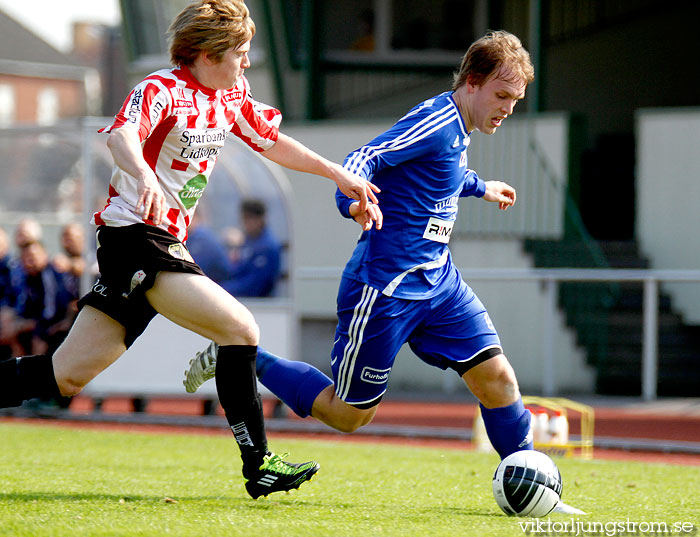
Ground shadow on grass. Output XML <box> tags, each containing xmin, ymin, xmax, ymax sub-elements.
<box><xmin>0</xmin><ymin>491</ymin><xmax>326</xmax><ymax>508</ymax></box>
<box><xmin>0</xmin><ymin>491</ymin><xmax>230</xmax><ymax>503</ymax></box>
<box><xmin>0</xmin><ymin>492</ymin><xmax>501</xmax><ymax>519</ymax></box>
<box><xmin>428</xmin><ymin>506</ymin><xmax>500</xmax><ymax>518</ymax></box>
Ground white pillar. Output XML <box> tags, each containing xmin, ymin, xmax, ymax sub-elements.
<box><xmin>642</xmin><ymin>278</ymin><xmax>659</xmax><ymax>400</ymax></box>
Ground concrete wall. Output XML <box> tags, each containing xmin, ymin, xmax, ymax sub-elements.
<box><xmin>451</xmin><ymin>239</ymin><xmax>592</xmax><ymax>395</ymax></box>
<box><xmin>636</xmin><ymin>108</ymin><xmax>700</xmax><ymax>324</ymax></box>
<box><xmin>82</xmin><ymin>300</ymin><xmax>294</xmax><ymax>397</ymax></box>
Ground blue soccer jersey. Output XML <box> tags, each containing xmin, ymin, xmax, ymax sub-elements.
<box><xmin>337</xmin><ymin>91</ymin><xmax>486</xmax><ymax>300</ymax></box>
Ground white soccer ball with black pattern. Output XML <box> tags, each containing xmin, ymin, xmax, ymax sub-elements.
<box><xmin>492</xmin><ymin>450</ymin><xmax>563</xmax><ymax>517</ymax></box>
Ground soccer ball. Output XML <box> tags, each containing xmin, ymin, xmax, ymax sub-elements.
<box><xmin>492</xmin><ymin>450</ymin><xmax>562</xmax><ymax>517</ymax></box>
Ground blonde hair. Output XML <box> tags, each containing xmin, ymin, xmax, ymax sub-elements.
<box><xmin>452</xmin><ymin>30</ymin><xmax>534</xmax><ymax>90</ymax></box>
<box><xmin>168</xmin><ymin>0</ymin><xmax>255</xmax><ymax>66</ymax></box>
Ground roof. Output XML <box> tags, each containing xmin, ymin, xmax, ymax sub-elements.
<box><xmin>0</xmin><ymin>9</ymin><xmax>81</xmax><ymax>67</ymax></box>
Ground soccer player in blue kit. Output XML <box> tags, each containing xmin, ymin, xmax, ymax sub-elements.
<box><xmin>187</xmin><ymin>31</ymin><xmax>536</xmax><ymax>461</ymax></box>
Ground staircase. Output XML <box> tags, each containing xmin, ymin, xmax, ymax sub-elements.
<box><xmin>524</xmin><ymin>239</ymin><xmax>700</xmax><ymax>396</ymax></box>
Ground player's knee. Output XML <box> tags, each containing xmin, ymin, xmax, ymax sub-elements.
<box><xmin>329</xmin><ymin>405</ymin><xmax>375</xmax><ymax>433</ymax></box>
<box><xmin>234</xmin><ymin>318</ymin><xmax>259</xmax><ymax>346</ymax></box>
<box><xmin>479</xmin><ymin>374</ymin><xmax>520</xmax><ymax>408</ymax></box>
<box><xmin>54</xmin><ymin>372</ymin><xmax>86</xmax><ymax>398</ymax></box>
<box><xmin>492</xmin><ymin>369</ymin><xmax>520</xmax><ymax>404</ymax></box>
<box><xmin>53</xmin><ymin>352</ymin><xmax>107</xmax><ymax>398</ymax></box>
<box><xmin>218</xmin><ymin>313</ymin><xmax>260</xmax><ymax>346</ymax></box>
<box><xmin>466</xmin><ymin>357</ymin><xmax>520</xmax><ymax>408</ymax></box>
<box><xmin>333</xmin><ymin>414</ymin><xmax>371</xmax><ymax>433</ymax></box>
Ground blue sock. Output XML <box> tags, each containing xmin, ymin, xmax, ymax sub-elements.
<box><xmin>256</xmin><ymin>348</ymin><xmax>333</xmax><ymax>418</ymax></box>
<box><xmin>479</xmin><ymin>397</ymin><xmax>533</xmax><ymax>459</ymax></box>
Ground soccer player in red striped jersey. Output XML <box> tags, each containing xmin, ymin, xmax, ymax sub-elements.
<box><xmin>0</xmin><ymin>0</ymin><xmax>379</xmax><ymax>500</ymax></box>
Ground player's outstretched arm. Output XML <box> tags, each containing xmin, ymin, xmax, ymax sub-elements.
<box><xmin>482</xmin><ymin>180</ymin><xmax>516</xmax><ymax>211</ymax></box>
<box><xmin>348</xmin><ymin>201</ymin><xmax>383</xmax><ymax>231</ymax></box>
<box><xmin>262</xmin><ymin>133</ymin><xmax>380</xmax><ymax>211</ymax></box>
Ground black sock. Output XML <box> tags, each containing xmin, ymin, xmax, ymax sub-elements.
<box><xmin>215</xmin><ymin>345</ymin><xmax>268</xmax><ymax>474</ymax></box>
<box><xmin>0</xmin><ymin>355</ymin><xmax>62</xmax><ymax>408</ymax></box>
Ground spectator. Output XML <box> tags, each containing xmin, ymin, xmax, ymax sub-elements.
<box><xmin>0</xmin><ymin>228</ymin><xmax>9</xmax><ymax>271</ymax></box>
<box><xmin>7</xmin><ymin>218</ymin><xmax>44</xmax><ymax>295</ymax></box>
<box><xmin>2</xmin><ymin>220</ymin><xmax>43</xmax><ymax>355</ymax></box>
<box><xmin>222</xmin><ymin>199</ymin><xmax>281</xmax><ymax>297</ymax></box>
<box><xmin>221</xmin><ymin>226</ymin><xmax>245</xmax><ymax>264</ymax></box>
<box><xmin>0</xmin><ymin>228</ymin><xmax>12</xmax><ymax>302</ymax></box>
<box><xmin>52</xmin><ymin>222</ymin><xmax>86</xmax><ymax>301</ymax></box>
<box><xmin>185</xmin><ymin>213</ymin><xmax>232</xmax><ymax>285</ymax></box>
<box><xmin>0</xmin><ymin>228</ymin><xmax>14</xmax><ymax>360</ymax></box>
<box><xmin>14</xmin><ymin>218</ymin><xmax>43</xmax><ymax>249</ymax></box>
<box><xmin>12</xmin><ymin>241</ymin><xmax>76</xmax><ymax>357</ymax></box>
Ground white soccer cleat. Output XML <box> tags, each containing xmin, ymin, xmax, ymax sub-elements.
<box><xmin>552</xmin><ymin>501</ymin><xmax>587</xmax><ymax>515</ymax></box>
<box><xmin>183</xmin><ymin>341</ymin><xmax>219</xmax><ymax>393</ymax></box>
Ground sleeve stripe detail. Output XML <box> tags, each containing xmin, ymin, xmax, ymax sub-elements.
<box><xmin>344</xmin><ymin>105</ymin><xmax>457</xmax><ymax>176</ymax></box>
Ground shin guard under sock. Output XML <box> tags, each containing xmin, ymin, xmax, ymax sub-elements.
<box><xmin>257</xmin><ymin>348</ymin><xmax>333</xmax><ymax>418</ymax></box>
<box><xmin>480</xmin><ymin>397</ymin><xmax>533</xmax><ymax>459</ymax></box>
<box><xmin>0</xmin><ymin>355</ymin><xmax>61</xmax><ymax>408</ymax></box>
<box><xmin>214</xmin><ymin>345</ymin><xmax>268</xmax><ymax>473</ymax></box>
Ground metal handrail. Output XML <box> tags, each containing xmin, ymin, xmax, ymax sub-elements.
<box><xmin>296</xmin><ymin>266</ymin><xmax>700</xmax><ymax>400</ymax></box>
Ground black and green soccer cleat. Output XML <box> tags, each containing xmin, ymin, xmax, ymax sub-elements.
<box><xmin>244</xmin><ymin>452</ymin><xmax>320</xmax><ymax>499</ymax></box>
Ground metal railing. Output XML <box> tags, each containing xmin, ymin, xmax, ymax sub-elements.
<box><xmin>297</xmin><ymin>266</ymin><xmax>700</xmax><ymax>400</ymax></box>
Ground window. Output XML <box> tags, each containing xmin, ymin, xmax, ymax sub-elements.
<box><xmin>0</xmin><ymin>85</ymin><xmax>15</xmax><ymax>127</ymax></box>
<box><xmin>37</xmin><ymin>87</ymin><xmax>59</xmax><ymax>126</ymax></box>
<box><xmin>323</xmin><ymin>0</ymin><xmax>478</xmax><ymax>56</ymax></box>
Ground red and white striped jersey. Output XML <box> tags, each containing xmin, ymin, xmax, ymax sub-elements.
<box><xmin>95</xmin><ymin>65</ymin><xmax>281</xmax><ymax>242</ymax></box>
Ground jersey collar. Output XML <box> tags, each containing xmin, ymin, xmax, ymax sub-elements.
<box><xmin>448</xmin><ymin>92</ymin><xmax>472</xmax><ymax>139</ymax></box>
<box><xmin>175</xmin><ymin>64</ymin><xmax>219</xmax><ymax>97</ymax></box>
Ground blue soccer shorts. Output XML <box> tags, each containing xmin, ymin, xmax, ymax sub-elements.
<box><xmin>330</xmin><ymin>276</ymin><xmax>502</xmax><ymax>408</ymax></box>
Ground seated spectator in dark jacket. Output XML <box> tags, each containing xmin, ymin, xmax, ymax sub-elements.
<box><xmin>185</xmin><ymin>213</ymin><xmax>232</xmax><ymax>285</ymax></box>
<box><xmin>11</xmin><ymin>241</ymin><xmax>76</xmax><ymax>357</ymax></box>
<box><xmin>0</xmin><ymin>227</ymin><xmax>10</xmax><ymax>279</ymax></box>
<box><xmin>222</xmin><ymin>199</ymin><xmax>282</xmax><ymax>298</ymax></box>
<box><xmin>7</xmin><ymin>218</ymin><xmax>43</xmax><ymax>292</ymax></box>
<box><xmin>0</xmin><ymin>228</ymin><xmax>13</xmax><ymax>304</ymax></box>
<box><xmin>14</xmin><ymin>218</ymin><xmax>42</xmax><ymax>250</ymax></box>
<box><xmin>0</xmin><ymin>228</ymin><xmax>15</xmax><ymax>360</ymax></box>
<box><xmin>51</xmin><ymin>222</ymin><xmax>86</xmax><ymax>300</ymax></box>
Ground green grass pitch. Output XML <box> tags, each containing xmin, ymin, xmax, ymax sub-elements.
<box><xmin>0</xmin><ymin>422</ymin><xmax>698</xmax><ymax>537</ymax></box>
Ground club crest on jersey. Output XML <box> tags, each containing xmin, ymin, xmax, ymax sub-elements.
<box><xmin>423</xmin><ymin>216</ymin><xmax>454</xmax><ymax>244</ymax></box>
<box><xmin>168</xmin><ymin>243</ymin><xmax>194</xmax><ymax>263</ymax></box>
